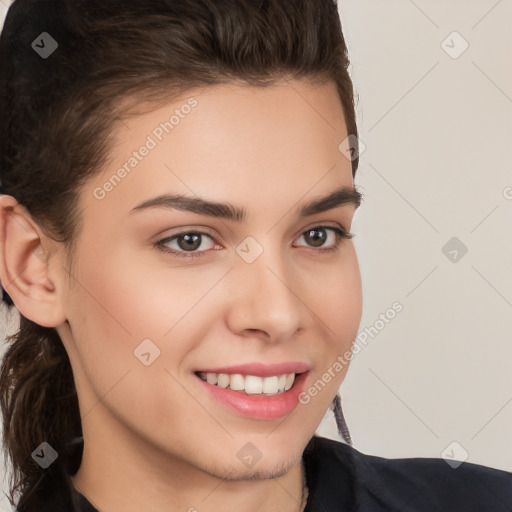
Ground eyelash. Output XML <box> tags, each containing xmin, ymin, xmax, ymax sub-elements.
<box><xmin>154</xmin><ymin>225</ymin><xmax>354</xmax><ymax>259</ymax></box>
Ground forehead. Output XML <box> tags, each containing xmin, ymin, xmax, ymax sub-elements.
<box><xmin>80</xmin><ymin>79</ymin><xmax>353</xmax><ymax>224</ymax></box>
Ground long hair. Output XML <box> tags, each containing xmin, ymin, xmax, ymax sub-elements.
<box><xmin>0</xmin><ymin>1</ymin><xmax>359</xmax><ymax>509</ymax></box>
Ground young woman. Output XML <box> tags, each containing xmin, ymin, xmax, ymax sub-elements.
<box><xmin>0</xmin><ymin>1</ymin><xmax>511</xmax><ymax>511</ymax></box>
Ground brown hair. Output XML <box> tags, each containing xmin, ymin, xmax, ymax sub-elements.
<box><xmin>0</xmin><ymin>0</ymin><xmax>359</xmax><ymax>509</ymax></box>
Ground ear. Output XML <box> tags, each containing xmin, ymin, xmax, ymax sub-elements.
<box><xmin>0</xmin><ymin>194</ymin><xmax>67</xmax><ymax>327</ymax></box>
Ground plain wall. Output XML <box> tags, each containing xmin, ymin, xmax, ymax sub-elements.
<box><xmin>315</xmin><ymin>0</ymin><xmax>512</xmax><ymax>473</ymax></box>
<box><xmin>1</xmin><ymin>0</ymin><xmax>511</xmax><ymax>509</ymax></box>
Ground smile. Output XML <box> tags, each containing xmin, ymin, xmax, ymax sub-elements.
<box><xmin>194</xmin><ymin>370</ymin><xmax>310</xmax><ymax>420</ymax></box>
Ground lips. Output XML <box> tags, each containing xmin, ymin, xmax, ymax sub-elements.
<box><xmin>194</xmin><ymin>362</ymin><xmax>310</xmax><ymax>420</ymax></box>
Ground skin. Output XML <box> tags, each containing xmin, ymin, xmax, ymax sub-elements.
<box><xmin>0</xmin><ymin>78</ymin><xmax>362</xmax><ymax>512</ymax></box>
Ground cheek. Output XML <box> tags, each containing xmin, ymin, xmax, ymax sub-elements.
<box><xmin>65</xmin><ymin>250</ymin><xmax>195</xmax><ymax>432</ymax></box>
<box><xmin>73</xmin><ymin>241</ymin><xmax>180</xmax><ymax>341</ymax></box>
<box><xmin>296</xmin><ymin>253</ymin><xmax>361</xmax><ymax>416</ymax></box>
<box><xmin>64</xmin><ymin>244</ymin><xmax>172</xmax><ymax>393</ymax></box>
<box><xmin>69</xmin><ymin>243</ymin><xmax>220</xmax><ymax>376</ymax></box>
<box><xmin>307</xmin><ymin>246</ymin><xmax>362</xmax><ymax>346</ymax></box>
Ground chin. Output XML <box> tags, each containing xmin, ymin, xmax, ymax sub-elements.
<box><xmin>198</xmin><ymin>447</ymin><xmax>299</xmax><ymax>482</ymax></box>
<box><xmin>218</xmin><ymin>459</ymin><xmax>292</xmax><ymax>482</ymax></box>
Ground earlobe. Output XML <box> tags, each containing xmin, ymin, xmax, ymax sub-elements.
<box><xmin>0</xmin><ymin>194</ymin><xmax>67</xmax><ymax>327</ymax></box>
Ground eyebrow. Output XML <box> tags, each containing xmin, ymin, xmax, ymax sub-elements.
<box><xmin>129</xmin><ymin>185</ymin><xmax>362</xmax><ymax>221</ymax></box>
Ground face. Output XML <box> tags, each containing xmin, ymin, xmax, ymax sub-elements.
<box><xmin>54</xmin><ymin>78</ymin><xmax>362</xmax><ymax>480</ymax></box>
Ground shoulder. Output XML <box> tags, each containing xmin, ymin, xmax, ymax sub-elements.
<box><xmin>303</xmin><ymin>435</ymin><xmax>512</xmax><ymax>512</ymax></box>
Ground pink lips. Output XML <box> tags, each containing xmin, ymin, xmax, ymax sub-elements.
<box><xmin>193</xmin><ymin>361</ymin><xmax>310</xmax><ymax>420</ymax></box>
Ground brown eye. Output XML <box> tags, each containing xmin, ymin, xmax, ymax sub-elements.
<box><xmin>304</xmin><ymin>228</ymin><xmax>329</xmax><ymax>247</ymax></box>
<box><xmin>176</xmin><ymin>233</ymin><xmax>202</xmax><ymax>251</ymax></box>
<box><xmin>155</xmin><ymin>231</ymin><xmax>217</xmax><ymax>258</ymax></box>
<box><xmin>295</xmin><ymin>226</ymin><xmax>353</xmax><ymax>251</ymax></box>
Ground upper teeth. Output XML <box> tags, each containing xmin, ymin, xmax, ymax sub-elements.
<box><xmin>198</xmin><ymin>372</ymin><xmax>296</xmax><ymax>395</ymax></box>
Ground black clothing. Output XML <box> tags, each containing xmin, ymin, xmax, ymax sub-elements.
<box><xmin>17</xmin><ymin>435</ymin><xmax>512</xmax><ymax>511</ymax></box>
<box><xmin>302</xmin><ymin>435</ymin><xmax>512</xmax><ymax>511</ymax></box>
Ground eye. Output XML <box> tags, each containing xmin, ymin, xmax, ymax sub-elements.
<box><xmin>154</xmin><ymin>225</ymin><xmax>354</xmax><ymax>259</ymax></box>
<box><xmin>155</xmin><ymin>231</ymin><xmax>219</xmax><ymax>258</ymax></box>
<box><xmin>293</xmin><ymin>225</ymin><xmax>354</xmax><ymax>254</ymax></box>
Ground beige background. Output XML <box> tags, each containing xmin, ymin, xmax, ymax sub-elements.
<box><xmin>1</xmin><ymin>0</ymin><xmax>511</xmax><ymax>509</ymax></box>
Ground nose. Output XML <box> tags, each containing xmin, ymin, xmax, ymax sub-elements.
<box><xmin>225</xmin><ymin>244</ymin><xmax>304</xmax><ymax>342</ymax></box>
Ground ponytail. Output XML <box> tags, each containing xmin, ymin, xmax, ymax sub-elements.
<box><xmin>0</xmin><ymin>309</ymin><xmax>82</xmax><ymax>509</ymax></box>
